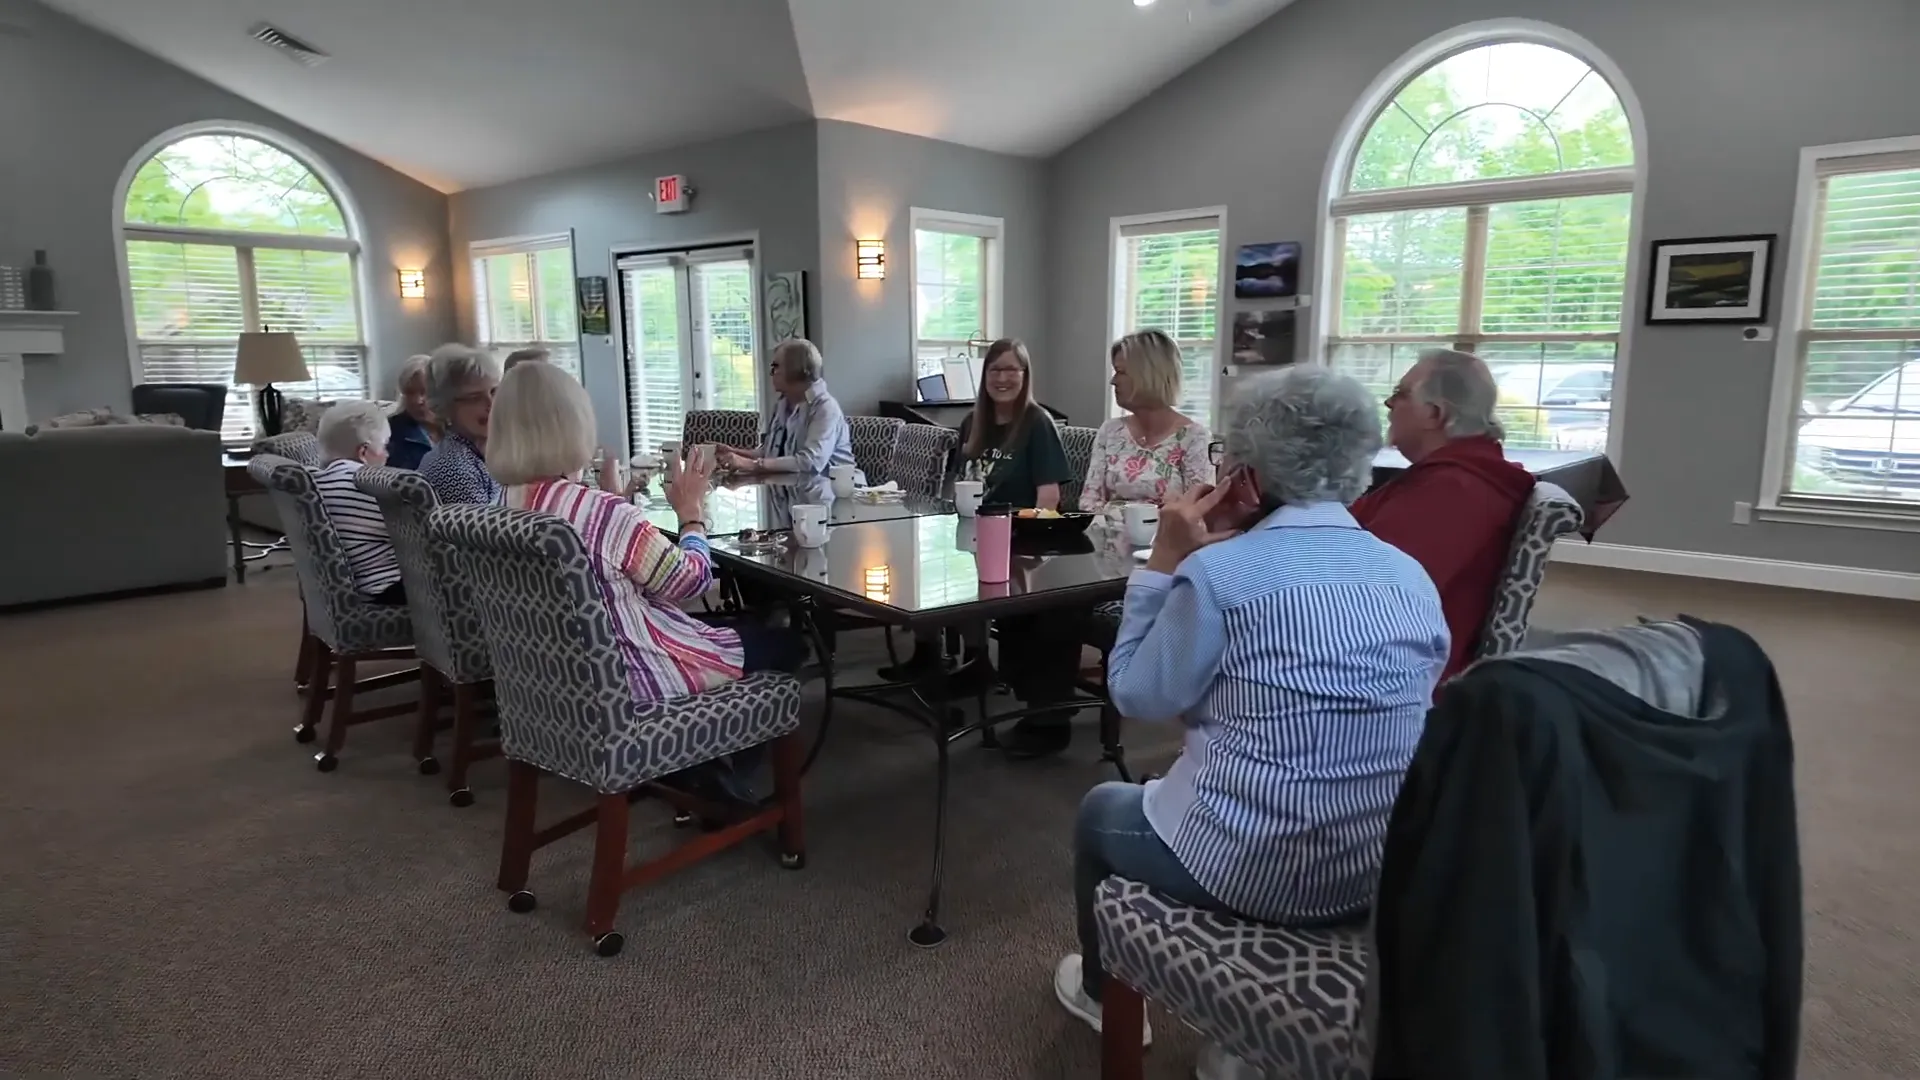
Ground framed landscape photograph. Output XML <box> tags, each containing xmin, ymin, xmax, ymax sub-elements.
<box><xmin>1646</xmin><ymin>235</ymin><xmax>1775</xmax><ymax>324</ymax></box>
<box><xmin>1234</xmin><ymin>241</ymin><xmax>1301</xmax><ymax>299</ymax></box>
<box><xmin>1231</xmin><ymin>309</ymin><xmax>1297</xmax><ymax>366</ymax></box>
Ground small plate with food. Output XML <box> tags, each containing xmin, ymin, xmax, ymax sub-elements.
<box><xmin>1009</xmin><ymin>507</ymin><xmax>1096</xmax><ymax>538</ymax></box>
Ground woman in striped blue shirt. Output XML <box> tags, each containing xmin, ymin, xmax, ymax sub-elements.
<box><xmin>1053</xmin><ymin>366</ymin><xmax>1451</xmax><ymax>1049</ymax></box>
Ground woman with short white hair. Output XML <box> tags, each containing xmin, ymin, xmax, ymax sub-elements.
<box><xmin>314</xmin><ymin>400</ymin><xmax>406</xmax><ymax>605</ymax></box>
<box><xmin>418</xmin><ymin>344</ymin><xmax>503</xmax><ymax>504</ymax></box>
<box><xmin>1050</xmin><ymin>366</ymin><xmax>1450</xmax><ymax>1053</ymax></box>
<box><xmin>718</xmin><ymin>338</ymin><xmax>860</xmax><ymax>480</ymax></box>
<box><xmin>491</xmin><ymin>362</ymin><xmax>808</xmax><ymax>799</ymax></box>
<box><xmin>386</xmin><ymin>352</ymin><xmax>437</xmax><ymax>470</ymax></box>
<box><xmin>1077</xmin><ymin>330</ymin><xmax>1214</xmax><ymax>513</ymax></box>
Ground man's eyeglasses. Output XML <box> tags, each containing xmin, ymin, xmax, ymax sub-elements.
<box><xmin>1207</xmin><ymin>440</ymin><xmax>1225</xmax><ymax>466</ymax></box>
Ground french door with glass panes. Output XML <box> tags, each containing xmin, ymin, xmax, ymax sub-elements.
<box><xmin>616</xmin><ymin>244</ymin><xmax>762</xmax><ymax>455</ymax></box>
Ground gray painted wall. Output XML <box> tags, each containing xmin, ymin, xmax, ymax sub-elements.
<box><xmin>815</xmin><ymin>121</ymin><xmax>1049</xmax><ymax>416</ymax></box>
<box><xmin>446</xmin><ymin>122</ymin><xmax>821</xmax><ymax>451</ymax></box>
<box><xmin>1047</xmin><ymin>0</ymin><xmax>1920</xmax><ymax>574</ymax></box>
<box><xmin>0</xmin><ymin>0</ymin><xmax>454</xmax><ymax>422</ymax></box>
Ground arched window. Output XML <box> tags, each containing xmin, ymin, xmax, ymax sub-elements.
<box><xmin>119</xmin><ymin>128</ymin><xmax>365</xmax><ymax>442</ymax></box>
<box><xmin>1325</xmin><ymin>37</ymin><xmax>1638</xmax><ymax>451</ymax></box>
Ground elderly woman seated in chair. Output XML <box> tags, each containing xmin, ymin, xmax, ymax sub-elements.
<box><xmin>314</xmin><ymin>400</ymin><xmax>407</xmax><ymax>606</ymax></box>
<box><xmin>1050</xmin><ymin>366</ymin><xmax>1452</xmax><ymax>1043</ymax></box>
<box><xmin>489</xmin><ymin>361</ymin><xmax>808</xmax><ymax>804</ymax></box>
<box><xmin>716</xmin><ymin>338</ymin><xmax>860</xmax><ymax>481</ymax></box>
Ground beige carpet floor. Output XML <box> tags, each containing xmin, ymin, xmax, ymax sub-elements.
<box><xmin>1</xmin><ymin>562</ymin><xmax>1915</xmax><ymax>1079</ymax></box>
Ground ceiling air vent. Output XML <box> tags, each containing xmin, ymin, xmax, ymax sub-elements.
<box><xmin>249</xmin><ymin>23</ymin><xmax>329</xmax><ymax>67</ymax></box>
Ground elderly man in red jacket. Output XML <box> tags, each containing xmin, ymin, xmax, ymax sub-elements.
<box><xmin>1350</xmin><ymin>349</ymin><xmax>1535</xmax><ymax>680</ymax></box>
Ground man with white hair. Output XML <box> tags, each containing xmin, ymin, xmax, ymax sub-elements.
<box><xmin>1351</xmin><ymin>348</ymin><xmax>1535</xmax><ymax>681</ymax></box>
<box><xmin>314</xmin><ymin>400</ymin><xmax>405</xmax><ymax>604</ymax></box>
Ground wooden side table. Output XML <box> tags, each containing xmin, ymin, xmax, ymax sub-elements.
<box><xmin>222</xmin><ymin>454</ymin><xmax>286</xmax><ymax>582</ymax></box>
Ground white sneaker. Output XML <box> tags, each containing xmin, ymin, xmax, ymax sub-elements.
<box><xmin>1053</xmin><ymin>954</ymin><xmax>1153</xmax><ymax>1046</ymax></box>
<box><xmin>1195</xmin><ymin>1039</ymin><xmax>1269</xmax><ymax>1080</ymax></box>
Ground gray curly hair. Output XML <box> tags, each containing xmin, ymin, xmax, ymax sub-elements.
<box><xmin>1221</xmin><ymin>365</ymin><xmax>1381</xmax><ymax>507</ymax></box>
<box><xmin>425</xmin><ymin>343</ymin><xmax>502</xmax><ymax>422</ymax></box>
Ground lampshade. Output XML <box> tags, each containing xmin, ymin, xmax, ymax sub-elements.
<box><xmin>233</xmin><ymin>331</ymin><xmax>311</xmax><ymax>386</ymax></box>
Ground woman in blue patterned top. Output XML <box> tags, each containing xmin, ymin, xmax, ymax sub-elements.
<box><xmin>1052</xmin><ymin>366</ymin><xmax>1451</xmax><ymax>1050</ymax></box>
<box><xmin>417</xmin><ymin>344</ymin><xmax>504</xmax><ymax>505</ymax></box>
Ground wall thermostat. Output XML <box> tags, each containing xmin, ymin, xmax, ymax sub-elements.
<box><xmin>1741</xmin><ymin>326</ymin><xmax>1775</xmax><ymax>342</ymax></box>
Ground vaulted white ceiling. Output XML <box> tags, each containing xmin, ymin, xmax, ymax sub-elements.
<box><xmin>38</xmin><ymin>0</ymin><xmax>1291</xmax><ymax>193</ymax></box>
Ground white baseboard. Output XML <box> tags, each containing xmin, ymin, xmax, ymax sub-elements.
<box><xmin>1550</xmin><ymin>540</ymin><xmax>1920</xmax><ymax>602</ymax></box>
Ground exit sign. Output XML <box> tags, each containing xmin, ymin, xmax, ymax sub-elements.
<box><xmin>655</xmin><ymin>174</ymin><xmax>690</xmax><ymax>214</ymax></box>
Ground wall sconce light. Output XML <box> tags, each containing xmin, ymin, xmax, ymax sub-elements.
<box><xmin>396</xmin><ymin>269</ymin><xmax>426</xmax><ymax>299</ymax></box>
<box><xmin>863</xmin><ymin>564</ymin><xmax>891</xmax><ymax>602</ymax></box>
<box><xmin>855</xmin><ymin>239</ymin><xmax>886</xmax><ymax>280</ymax></box>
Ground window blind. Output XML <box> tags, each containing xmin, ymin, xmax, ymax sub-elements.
<box><xmin>1116</xmin><ymin>222</ymin><xmax>1220</xmax><ymax>423</ymax></box>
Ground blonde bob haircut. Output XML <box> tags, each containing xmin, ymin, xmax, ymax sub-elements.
<box><xmin>1112</xmin><ymin>329</ymin><xmax>1185</xmax><ymax>411</ymax></box>
<box><xmin>487</xmin><ymin>360</ymin><xmax>597</xmax><ymax>487</ymax></box>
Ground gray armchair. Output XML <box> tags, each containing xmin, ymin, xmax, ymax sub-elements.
<box><xmin>132</xmin><ymin>383</ymin><xmax>228</xmax><ymax>432</ymax></box>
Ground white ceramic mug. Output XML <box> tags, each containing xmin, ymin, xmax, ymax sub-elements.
<box><xmin>1123</xmin><ymin>501</ymin><xmax>1160</xmax><ymax>547</ymax></box>
<box><xmin>829</xmin><ymin>464</ymin><xmax>857</xmax><ymax>499</ymax></box>
<box><xmin>953</xmin><ymin>479</ymin><xmax>985</xmax><ymax>518</ymax></box>
<box><xmin>790</xmin><ymin>503</ymin><xmax>830</xmax><ymax>549</ymax></box>
<box><xmin>658</xmin><ymin>441</ymin><xmax>683</xmax><ymax>470</ymax></box>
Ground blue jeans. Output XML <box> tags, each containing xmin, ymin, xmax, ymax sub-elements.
<box><xmin>1075</xmin><ymin>780</ymin><xmax>1232</xmax><ymax>1001</ymax></box>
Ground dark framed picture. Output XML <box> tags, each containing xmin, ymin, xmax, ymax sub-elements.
<box><xmin>1234</xmin><ymin>241</ymin><xmax>1301</xmax><ymax>299</ymax></box>
<box><xmin>1231</xmin><ymin>309</ymin><xmax>1297</xmax><ymax>366</ymax></box>
<box><xmin>576</xmin><ymin>275</ymin><xmax>611</xmax><ymax>336</ymax></box>
<box><xmin>1645</xmin><ymin>235</ymin><xmax>1775</xmax><ymax>324</ymax></box>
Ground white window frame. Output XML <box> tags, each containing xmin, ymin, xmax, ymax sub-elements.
<box><xmin>111</xmin><ymin>120</ymin><xmax>370</xmax><ymax>445</ymax></box>
<box><xmin>1757</xmin><ymin>133</ymin><xmax>1920</xmax><ymax>532</ymax></box>
<box><xmin>907</xmin><ymin>208</ymin><xmax>1004</xmax><ymax>388</ymax></box>
<box><xmin>470</xmin><ymin>232</ymin><xmax>581</xmax><ymax>375</ymax></box>
<box><xmin>1311</xmin><ymin>19</ymin><xmax>1650</xmax><ymax>467</ymax></box>
<box><xmin>1106</xmin><ymin>206</ymin><xmax>1229</xmax><ymax>425</ymax></box>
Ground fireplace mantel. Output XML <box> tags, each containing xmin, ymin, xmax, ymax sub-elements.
<box><xmin>0</xmin><ymin>310</ymin><xmax>76</xmax><ymax>432</ymax></box>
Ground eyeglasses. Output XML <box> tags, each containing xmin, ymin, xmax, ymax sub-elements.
<box><xmin>1207</xmin><ymin>440</ymin><xmax>1224</xmax><ymax>466</ymax></box>
<box><xmin>454</xmin><ymin>389</ymin><xmax>494</xmax><ymax>406</ymax></box>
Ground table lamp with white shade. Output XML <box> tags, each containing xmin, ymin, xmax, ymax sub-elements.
<box><xmin>234</xmin><ymin>330</ymin><xmax>310</xmax><ymax>437</ymax></box>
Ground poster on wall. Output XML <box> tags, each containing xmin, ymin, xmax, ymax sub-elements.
<box><xmin>1231</xmin><ymin>309</ymin><xmax>1297</xmax><ymax>366</ymax></box>
<box><xmin>1234</xmin><ymin>241</ymin><xmax>1301</xmax><ymax>299</ymax></box>
<box><xmin>765</xmin><ymin>270</ymin><xmax>808</xmax><ymax>341</ymax></box>
<box><xmin>1645</xmin><ymin>235</ymin><xmax>1775</xmax><ymax>324</ymax></box>
<box><xmin>576</xmin><ymin>275</ymin><xmax>611</xmax><ymax>336</ymax></box>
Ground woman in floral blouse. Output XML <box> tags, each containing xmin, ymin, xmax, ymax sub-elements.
<box><xmin>1078</xmin><ymin>330</ymin><xmax>1214</xmax><ymax>514</ymax></box>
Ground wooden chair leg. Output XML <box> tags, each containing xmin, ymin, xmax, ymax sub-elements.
<box><xmin>411</xmin><ymin>666</ymin><xmax>443</xmax><ymax>774</ymax></box>
<box><xmin>295</xmin><ymin>627</ymin><xmax>318</xmax><ymax>695</ymax></box>
<box><xmin>496</xmin><ymin>760</ymin><xmax>539</xmax><ymax>894</ymax></box>
<box><xmin>317</xmin><ymin>656</ymin><xmax>356</xmax><ymax>771</ymax></box>
<box><xmin>770</xmin><ymin>732</ymin><xmax>806</xmax><ymax>869</ymax></box>
<box><xmin>583</xmin><ymin>793</ymin><xmax>631</xmax><ymax>942</ymax></box>
<box><xmin>297</xmin><ymin>645</ymin><xmax>333</xmax><ymax>745</ymax></box>
<box><xmin>1101</xmin><ymin>980</ymin><xmax>1147</xmax><ymax>1080</ymax></box>
<box><xmin>446</xmin><ymin>681</ymin><xmax>481</xmax><ymax>807</ymax></box>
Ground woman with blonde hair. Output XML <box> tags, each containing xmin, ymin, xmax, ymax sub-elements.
<box><xmin>1078</xmin><ymin>330</ymin><xmax>1214</xmax><ymax>513</ymax></box>
<box><xmin>957</xmin><ymin>338</ymin><xmax>1073</xmax><ymax>510</ymax></box>
<box><xmin>490</xmin><ymin>362</ymin><xmax>807</xmax><ymax>801</ymax></box>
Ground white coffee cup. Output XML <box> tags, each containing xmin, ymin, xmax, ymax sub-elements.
<box><xmin>790</xmin><ymin>503</ymin><xmax>830</xmax><ymax>549</ymax></box>
<box><xmin>953</xmin><ymin>479</ymin><xmax>985</xmax><ymax>517</ymax></box>
<box><xmin>829</xmin><ymin>464</ymin><xmax>857</xmax><ymax>499</ymax></box>
<box><xmin>1123</xmin><ymin>502</ymin><xmax>1160</xmax><ymax>547</ymax></box>
<box><xmin>658</xmin><ymin>441</ymin><xmax>683</xmax><ymax>469</ymax></box>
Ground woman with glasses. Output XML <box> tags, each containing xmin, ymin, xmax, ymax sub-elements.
<box><xmin>1077</xmin><ymin>331</ymin><xmax>1215</xmax><ymax>514</ymax></box>
<box><xmin>417</xmin><ymin>343</ymin><xmax>504</xmax><ymax>505</ymax></box>
<box><xmin>957</xmin><ymin>338</ymin><xmax>1073</xmax><ymax>510</ymax></box>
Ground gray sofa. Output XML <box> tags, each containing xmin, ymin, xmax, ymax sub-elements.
<box><xmin>0</xmin><ymin>426</ymin><xmax>228</xmax><ymax>607</ymax></box>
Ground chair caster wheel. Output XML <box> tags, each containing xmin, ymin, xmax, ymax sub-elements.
<box><xmin>779</xmin><ymin>851</ymin><xmax>806</xmax><ymax>870</ymax></box>
<box><xmin>314</xmin><ymin>753</ymin><xmax>338</xmax><ymax>773</ymax></box>
<box><xmin>449</xmin><ymin>788</ymin><xmax>475</xmax><ymax>808</ymax></box>
<box><xmin>294</xmin><ymin>725</ymin><xmax>316</xmax><ymax>744</ymax></box>
<box><xmin>979</xmin><ymin>727</ymin><xmax>1000</xmax><ymax>749</ymax></box>
<box><xmin>594</xmin><ymin>931</ymin><xmax>624</xmax><ymax>957</ymax></box>
<box><xmin>672</xmin><ymin>810</ymin><xmax>695</xmax><ymax>827</ymax></box>
<box><xmin>507</xmin><ymin>890</ymin><xmax>537</xmax><ymax>914</ymax></box>
<box><xmin>417</xmin><ymin>757</ymin><xmax>440</xmax><ymax>776</ymax></box>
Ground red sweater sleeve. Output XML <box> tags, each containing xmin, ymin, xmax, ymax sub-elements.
<box><xmin>1353</xmin><ymin>470</ymin><xmax>1499</xmax><ymax>595</ymax></box>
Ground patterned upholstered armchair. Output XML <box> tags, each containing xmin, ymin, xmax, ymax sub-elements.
<box><xmin>888</xmin><ymin>423</ymin><xmax>957</xmax><ymax>497</ymax></box>
<box><xmin>682</xmin><ymin>409</ymin><xmax>760</xmax><ymax>451</ymax></box>
<box><xmin>250</xmin><ymin>430</ymin><xmax>323</xmax><ymax>466</ymax></box>
<box><xmin>1475</xmin><ymin>481</ymin><xmax>1584</xmax><ymax>658</ymax></box>
<box><xmin>1092</xmin><ymin>484</ymin><xmax>1588</xmax><ymax>1080</ymax></box>
<box><xmin>255</xmin><ymin>456</ymin><xmax>420</xmax><ymax>772</ymax></box>
<box><xmin>1057</xmin><ymin>424</ymin><xmax>1099</xmax><ymax>509</ymax></box>
<box><xmin>354</xmin><ymin>466</ymin><xmax>501</xmax><ymax>806</ymax></box>
<box><xmin>428</xmin><ymin>503</ymin><xmax>807</xmax><ymax>957</ymax></box>
<box><xmin>848</xmin><ymin>415</ymin><xmax>905</xmax><ymax>485</ymax></box>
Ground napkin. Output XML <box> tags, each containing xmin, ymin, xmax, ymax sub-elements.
<box><xmin>854</xmin><ymin>481</ymin><xmax>902</xmax><ymax>494</ymax></box>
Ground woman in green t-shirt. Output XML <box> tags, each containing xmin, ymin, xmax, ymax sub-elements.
<box><xmin>956</xmin><ymin>339</ymin><xmax>1073</xmax><ymax>509</ymax></box>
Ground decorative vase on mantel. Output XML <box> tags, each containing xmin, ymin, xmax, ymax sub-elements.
<box><xmin>25</xmin><ymin>250</ymin><xmax>56</xmax><ymax>311</ymax></box>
